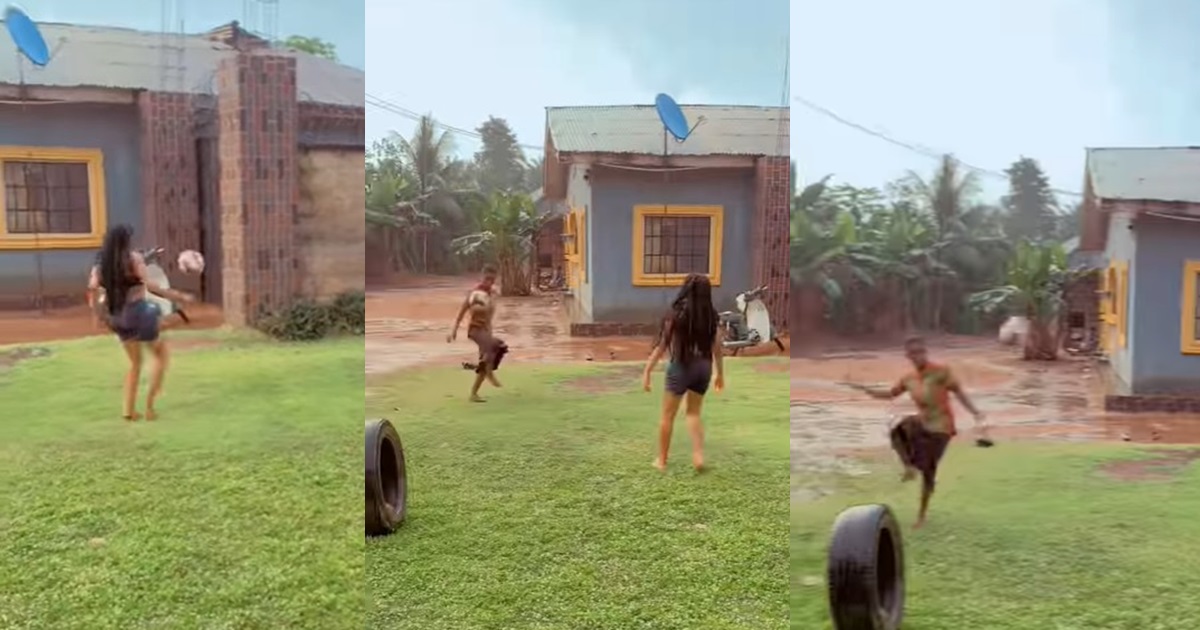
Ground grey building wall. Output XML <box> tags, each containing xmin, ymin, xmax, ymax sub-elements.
<box><xmin>566</xmin><ymin>163</ymin><xmax>593</xmax><ymax>321</ymax></box>
<box><xmin>0</xmin><ymin>103</ymin><xmax>142</xmax><ymax>306</ymax></box>
<box><xmin>1104</xmin><ymin>212</ymin><xmax>1137</xmax><ymax>389</ymax></box>
<box><xmin>585</xmin><ymin>165</ymin><xmax>755</xmax><ymax>323</ymax></box>
<box><xmin>1128</xmin><ymin>213</ymin><xmax>1200</xmax><ymax>394</ymax></box>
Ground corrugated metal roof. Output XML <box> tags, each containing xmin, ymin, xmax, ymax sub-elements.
<box><xmin>547</xmin><ymin>104</ymin><xmax>788</xmax><ymax>157</ymax></box>
<box><xmin>0</xmin><ymin>22</ymin><xmax>363</xmax><ymax>107</ymax></box>
<box><xmin>1085</xmin><ymin>147</ymin><xmax>1200</xmax><ymax>204</ymax></box>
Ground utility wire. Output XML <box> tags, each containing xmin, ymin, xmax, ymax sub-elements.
<box><xmin>792</xmin><ymin>94</ymin><xmax>1083</xmax><ymax>198</ymax></box>
<box><xmin>366</xmin><ymin>92</ymin><xmax>546</xmax><ymax>152</ymax></box>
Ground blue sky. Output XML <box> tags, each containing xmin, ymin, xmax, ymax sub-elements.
<box><xmin>12</xmin><ymin>0</ymin><xmax>363</xmax><ymax>69</ymax></box>
<box><xmin>366</xmin><ymin>0</ymin><xmax>789</xmax><ymax>155</ymax></box>
<box><xmin>793</xmin><ymin>0</ymin><xmax>1198</xmax><ymax>202</ymax></box>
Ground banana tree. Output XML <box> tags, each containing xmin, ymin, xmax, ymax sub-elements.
<box><xmin>450</xmin><ymin>192</ymin><xmax>546</xmax><ymax>295</ymax></box>
<box><xmin>968</xmin><ymin>241</ymin><xmax>1081</xmax><ymax>360</ymax></box>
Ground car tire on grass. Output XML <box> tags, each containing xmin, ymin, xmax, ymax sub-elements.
<box><xmin>827</xmin><ymin>503</ymin><xmax>905</xmax><ymax>630</ymax></box>
<box><xmin>366</xmin><ymin>418</ymin><xmax>407</xmax><ymax>536</ymax></box>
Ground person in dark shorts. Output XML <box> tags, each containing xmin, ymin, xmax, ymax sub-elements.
<box><xmin>447</xmin><ymin>264</ymin><xmax>505</xmax><ymax>402</ymax></box>
<box><xmin>861</xmin><ymin>336</ymin><xmax>986</xmax><ymax>529</ymax></box>
<box><xmin>87</xmin><ymin>225</ymin><xmax>194</xmax><ymax>421</ymax></box>
<box><xmin>640</xmin><ymin>273</ymin><xmax>725</xmax><ymax>472</ymax></box>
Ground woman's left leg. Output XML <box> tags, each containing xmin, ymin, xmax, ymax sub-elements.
<box><xmin>655</xmin><ymin>392</ymin><xmax>684</xmax><ymax>471</ymax></box>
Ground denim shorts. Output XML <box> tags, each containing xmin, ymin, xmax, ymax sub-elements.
<box><xmin>109</xmin><ymin>300</ymin><xmax>161</xmax><ymax>342</ymax></box>
<box><xmin>664</xmin><ymin>359</ymin><xmax>713</xmax><ymax>396</ymax></box>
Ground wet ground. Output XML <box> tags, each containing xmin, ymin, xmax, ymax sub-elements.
<box><xmin>365</xmin><ymin>274</ymin><xmax>787</xmax><ymax>375</ymax></box>
<box><xmin>0</xmin><ymin>304</ymin><xmax>224</xmax><ymax>346</ymax></box>
<box><xmin>790</xmin><ymin>337</ymin><xmax>1200</xmax><ymax>499</ymax></box>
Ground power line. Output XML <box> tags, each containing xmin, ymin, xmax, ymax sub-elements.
<box><xmin>366</xmin><ymin>92</ymin><xmax>546</xmax><ymax>152</ymax></box>
<box><xmin>792</xmin><ymin>94</ymin><xmax>1084</xmax><ymax>198</ymax></box>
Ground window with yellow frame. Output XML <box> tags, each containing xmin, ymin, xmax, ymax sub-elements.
<box><xmin>0</xmin><ymin>146</ymin><xmax>107</xmax><ymax>250</ymax></box>
<box><xmin>1181</xmin><ymin>260</ymin><xmax>1200</xmax><ymax>354</ymax></box>
<box><xmin>630</xmin><ymin>205</ymin><xmax>723</xmax><ymax>286</ymax></box>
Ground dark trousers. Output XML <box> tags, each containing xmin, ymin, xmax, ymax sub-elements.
<box><xmin>468</xmin><ymin>327</ymin><xmax>508</xmax><ymax>373</ymax></box>
<box><xmin>890</xmin><ymin>415</ymin><xmax>951</xmax><ymax>492</ymax></box>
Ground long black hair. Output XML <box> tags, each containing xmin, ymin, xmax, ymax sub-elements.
<box><xmin>97</xmin><ymin>224</ymin><xmax>135</xmax><ymax>315</ymax></box>
<box><xmin>659</xmin><ymin>273</ymin><xmax>718</xmax><ymax>364</ymax></box>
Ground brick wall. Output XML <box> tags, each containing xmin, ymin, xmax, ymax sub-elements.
<box><xmin>753</xmin><ymin>155</ymin><xmax>789</xmax><ymax>332</ymax></box>
<box><xmin>296</xmin><ymin>148</ymin><xmax>365</xmax><ymax>299</ymax></box>
<box><xmin>216</xmin><ymin>54</ymin><xmax>299</xmax><ymax>326</ymax></box>
<box><xmin>138</xmin><ymin>91</ymin><xmax>201</xmax><ymax>295</ymax></box>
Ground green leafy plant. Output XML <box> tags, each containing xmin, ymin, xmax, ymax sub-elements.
<box><xmin>256</xmin><ymin>290</ymin><xmax>365</xmax><ymax>341</ymax></box>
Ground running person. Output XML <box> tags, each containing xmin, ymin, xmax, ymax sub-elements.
<box><xmin>87</xmin><ymin>224</ymin><xmax>194</xmax><ymax>421</ymax></box>
<box><xmin>447</xmin><ymin>264</ymin><xmax>507</xmax><ymax>402</ymax></box>
<box><xmin>861</xmin><ymin>336</ymin><xmax>985</xmax><ymax>529</ymax></box>
<box><xmin>641</xmin><ymin>273</ymin><xmax>725</xmax><ymax>472</ymax></box>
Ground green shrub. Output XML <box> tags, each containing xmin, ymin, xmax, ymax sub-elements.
<box><xmin>256</xmin><ymin>290</ymin><xmax>365</xmax><ymax>341</ymax></box>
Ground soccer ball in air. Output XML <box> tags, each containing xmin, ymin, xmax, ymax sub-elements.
<box><xmin>177</xmin><ymin>249</ymin><xmax>205</xmax><ymax>274</ymax></box>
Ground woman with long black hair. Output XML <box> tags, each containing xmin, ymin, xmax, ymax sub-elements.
<box><xmin>640</xmin><ymin>273</ymin><xmax>725</xmax><ymax>472</ymax></box>
<box><xmin>87</xmin><ymin>224</ymin><xmax>194</xmax><ymax>421</ymax></box>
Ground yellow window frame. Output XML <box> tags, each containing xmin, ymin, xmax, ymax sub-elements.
<box><xmin>631</xmin><ymin>204</ymin><xmax>723</xmax><ymax>287</ymax></box>
<box><xmin>1114</xmin><ymin>261</ymin><xmax>1129</xmax><ymax>348</ymax></box>
<box><xmin>0</xmin><ymin>146</ymin><xmax>107</xmax><ymax>250</ymax></box>
<box><xmin>1180</xmin><ymin>260</ymin><xmax>1200</xmax><ymax>354</ymax></box>
<box><xmin>575</xmin><ymin>208</ymin><xmax>587</xmax><ymax>284</ymax></box>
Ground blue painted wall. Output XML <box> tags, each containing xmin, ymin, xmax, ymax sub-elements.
<box><xmin>583</xmin><ymin>165</ymin><xmax>755</xmax><ymax>323</ymax></box>
<box><xmin>1128</xmin><ymin>213</ymin><xmax>1200</xmax><ymax>394</ymax></box>
<box><xmin>1104</xmin><ymin>212</ymin><xmax>1137</xmax><ymax>389</ymax></box>
<box><xmin>0</xmin><ymin>103</ymin><xmax>141</xmax><ymax>306</ymax></box>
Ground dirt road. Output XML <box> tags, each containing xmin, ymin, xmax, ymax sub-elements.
<box><xmin>790</xmin><ymin>337</ymin><xmax>1200</xmax><ymax>499</ymax></box>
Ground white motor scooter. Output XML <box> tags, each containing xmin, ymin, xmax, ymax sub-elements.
<box><xmin>718</xmin><ymin>285</ymin><xmax>785</xmax><ymax>355</ymax></box>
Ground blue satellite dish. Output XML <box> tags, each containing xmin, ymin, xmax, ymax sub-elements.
<box><xmin>655</xmin><ymin>93</ymin><xmax>691</xmax><ymax>142</ymax></box>
<box><xmin>4</xmin><ymin>5</ymin><xmax>49</xmax><ymax>66</ymax></box>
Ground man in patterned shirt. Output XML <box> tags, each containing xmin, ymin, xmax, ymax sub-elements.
<box><xmin>863</xmin><ymin>336</ymin><xmax>985</xmax><ymax>530</ymax></box>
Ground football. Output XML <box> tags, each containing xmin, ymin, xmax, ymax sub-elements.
<box><xmin>177</xmin><ymin>249</ymin><xmax>205</xmax><ymax>274</ymax></box>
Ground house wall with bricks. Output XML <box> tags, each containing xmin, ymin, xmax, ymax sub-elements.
<box><xmin>0</xmin><ymin>51</ymin><xmax>364</xmax><ymax>322</ymax></box>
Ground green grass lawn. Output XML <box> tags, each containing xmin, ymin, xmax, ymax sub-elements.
<box><xmin>0</xmin><ymin>331</ymin><xmax>364</xmax><ymax>629</ymax></box>
<box><xmin>791</xmin><ymin>442</ymin><xmax>1200</xmax><ymax>629</ymax></box>
<box><xmin>367</xmin><ymin>359</ymin><xmax>790</xmax><ymax>630</ymax></box>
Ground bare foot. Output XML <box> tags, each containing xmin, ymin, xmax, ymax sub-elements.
<box><xmin>693</xmin><ymin>456</ymin><xmax>707</xmax><ymax>473</ymax></box>
<box><xmin>146</xmin><ymin>409</ymin><xmax>158</xmax><ymax>421</ymax></box>
<box><xmin>912</xmin><ymin>519</ymin><xmax>926</xmax><ymax>530</ymax></box>
<box><xmin>487</xmin><ymin>374</ymin><xmax>502</xmax><ymax>387</ymax></box>
<box><xmin>652</xmin><ymin>458</ymin><xmax>667</xmax><ymax>472</ymax></box>
<box><xmin>469</xmin><ymin>394</ymin><xmax>486</xmax><ymax>403</ymax></box>
<box><xmin>900</xmin><ymin>467</ymin><xmax>917</xmax><ymax>482</ymax></box>
<box><xmin>123</xmin><ymin>412</ymin><xmax>141</xmax><ymax>422</ymax></box>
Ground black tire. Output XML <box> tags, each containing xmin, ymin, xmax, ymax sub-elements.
<box><xmin>827</xmin><ymin>504</ymin><xmax>905</xmax><ymax>630</ymax></box>
<box><xmin>365</xmin><ymin>418</ymin><xmax>407</xmax><ymax>536</ymax></box>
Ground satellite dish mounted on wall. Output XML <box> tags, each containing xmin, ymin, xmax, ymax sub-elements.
<box><xmin>4</xmin><ymin>5</ymin><xmax>50</xmax><ymax>66</ymax></box>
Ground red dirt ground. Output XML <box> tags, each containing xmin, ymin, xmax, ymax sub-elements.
<box><xmin>790</xmin><ymin>336</ymin><xmax>1200</xmax><ymax>486</ymax></box>
<box><xmin>0</xmin><ymin>303</ymin><xmax>225</xmax><ymax>346</ymax></box>
<box><xmin>365</xmin><ymin>274</ymin><xmax>787</xmax><ymax>375</ymax></box>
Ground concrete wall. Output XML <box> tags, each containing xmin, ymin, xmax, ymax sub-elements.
<box><xmin>1104</xmin><ymin>212</ymin><xmax>1137</xmax><ymax>389</ymax></box>
<box><xmin>585</xmin><ymin>165</ymin><xmax>755</xmax><ymax>323</ymax></box>
<box><xmin>295</xmin><ymin>148</ymin><xmax>366</xmax><ymax>300</ymax></box>
<box><xmin>1128</xmin><ymin>213</ymin><xmax>1200</xmax><ymax>394</ymax></box>
<box><xmin>0</xmin><ymin>103</ymin><xmax>141</xmax><ymax>307</ymax></box>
